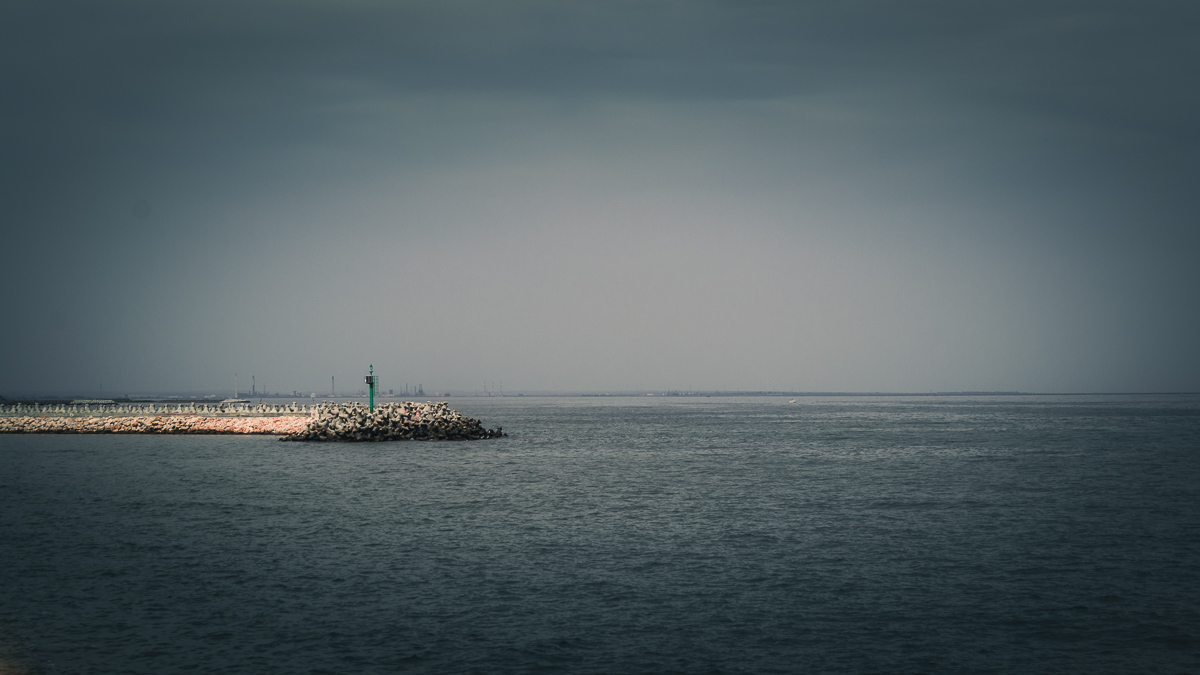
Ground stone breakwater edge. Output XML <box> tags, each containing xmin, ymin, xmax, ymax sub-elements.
<box><xmin>0</xmin><ymin>401</ymin><xmax>504</xmax><ymax>442</ymax></box>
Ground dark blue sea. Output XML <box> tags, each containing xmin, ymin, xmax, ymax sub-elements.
<box><xmin>2</xmin><ymin>395</ymin><xmax>1198</xmax><ymax>674</ymax></box>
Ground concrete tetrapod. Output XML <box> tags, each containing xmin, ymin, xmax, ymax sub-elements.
<box><xmin>280</xmin><ymin>401</ymin><xmax>505</xmax><ymax>442</ymax></box>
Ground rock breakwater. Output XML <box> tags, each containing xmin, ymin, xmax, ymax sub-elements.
<box><xmin>0</xmin><ymin>415</ymin><xmax>310</xmax><ymax>435</ymax></box>
<box><xmin>0</xmin><ymin>401</ymin><xmax>504</xmax><ymax>442</ymax></box>
<box><xmin>281</xmin><ymin>401</ymin><xmax>504</xmax><ymax>442</ymax></box>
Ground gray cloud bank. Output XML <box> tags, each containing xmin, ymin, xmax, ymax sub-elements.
<box><xmin>2</xmin><ymin>0</ymin><xmax>1198</xmax><ymax>395</ymax></box>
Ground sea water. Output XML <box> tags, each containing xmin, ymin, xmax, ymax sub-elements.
<box><xmin>1</xmin><ymin>395</ymin><xmax>1198</xmax><ymax>673</ymax></box>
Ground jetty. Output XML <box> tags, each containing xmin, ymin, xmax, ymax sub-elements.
<box><xmin>0</xmin><ymin>401</ymin><xmax>503</xmax><ymax>442</ymax></box>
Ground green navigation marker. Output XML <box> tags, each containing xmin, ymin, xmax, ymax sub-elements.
<box><xmin>365</xmin><ymin>364</ymin><xmax>377</xmax><ymax>411</ymax></box>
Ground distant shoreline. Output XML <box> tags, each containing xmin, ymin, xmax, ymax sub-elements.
<box><xmin>3</xmin><ymin>391</ymin><xmax>1198</xmax><ymax>405</ymax></box>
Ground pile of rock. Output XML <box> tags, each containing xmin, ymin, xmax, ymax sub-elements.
<box><xmin>281</xmin><ymin>401</ymin><xmax>504</xmax><ymax>442</ymax></box>
<box><xmin>0</xmin><ymin>400</ymin><xmax>505</xmax><ymax>442</ymax></box>
<box><xmin>0</xmin><ymin>415</ymin><xmax>311</xmax><ymax>435</ymax></box>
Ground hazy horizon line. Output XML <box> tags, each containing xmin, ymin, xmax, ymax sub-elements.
<box><xmin>4</xmin><ymin>390</ymin><xmax>1199</xmax><ymax>401</ymax></box>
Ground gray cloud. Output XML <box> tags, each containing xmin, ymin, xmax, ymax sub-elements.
<box><xmin>2</xmin><ymin>0</ymin><xmax>1198</xmax><ymax>395</ymax></box>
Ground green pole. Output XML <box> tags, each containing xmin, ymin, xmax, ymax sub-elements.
<box><xmin>369</xmin><ymin>364</ymin><xmax>375</xmax><ymax>411</ymax></box>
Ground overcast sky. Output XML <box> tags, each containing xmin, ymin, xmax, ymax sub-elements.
<box><xmin>2</xmin><ymin>0</ymin><xmax>1198</xmax><ymax>396</ymax></box>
